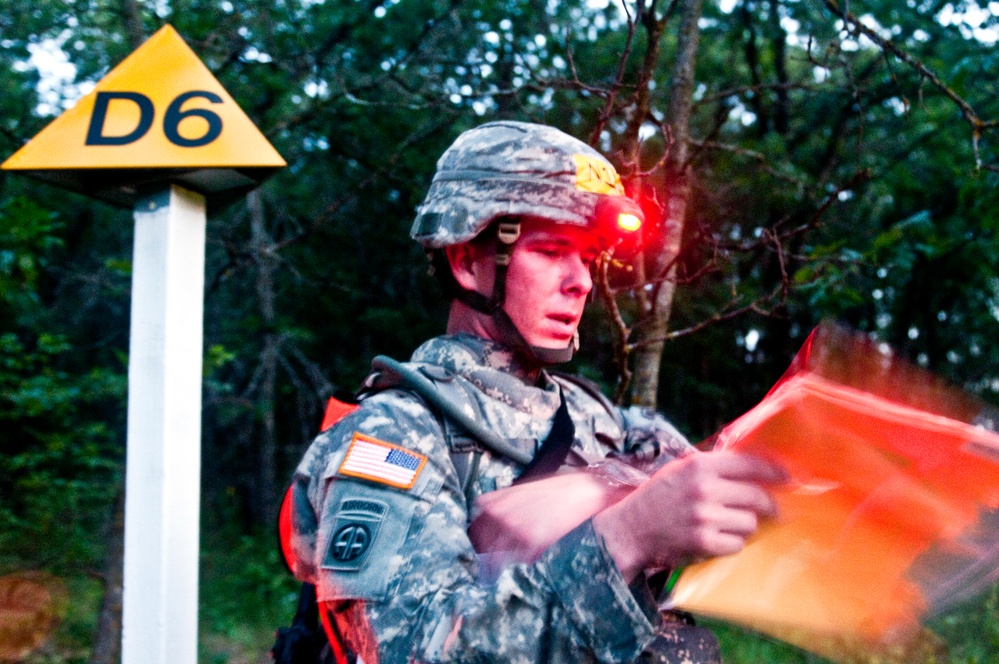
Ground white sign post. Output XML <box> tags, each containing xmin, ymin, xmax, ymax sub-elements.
<box><xmin>1</xmin><ymin>25</ymin><xmax>284</xmax><ymax>663</ymax></box>
<box><xmin>121</xmin><ymin>184</ymin><xmax>206</xmax><ymax>664</ymax></box>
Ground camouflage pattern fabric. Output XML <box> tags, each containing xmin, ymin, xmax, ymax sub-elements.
<box><xmin>410</xmin><ymin>120</ymin><xmax>641</xmax><ymax>250</ymax></box>
<box><xmin>291</xmin><ymin>333</ymin><xmax>698</xmax><ymax>663</ymax></box>
<box><xmin>637</xmin><ymin>613</ymin><xmax>723</xmax><ymax>664</ymax></box>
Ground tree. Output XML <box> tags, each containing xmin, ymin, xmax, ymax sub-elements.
<box><xmin>4</xmin><ymin>0</ymin><xmax>999</xmax><ymax>659</ymax></box>
<box><xmin>570</xmin><ymin>0</ymin><xmax>999</xmax><ymax>430</ymax></box>
<box><xmin>0</xmin><ymin>194</ymin><xmax>126</xmax><ymax>572</ymax></box>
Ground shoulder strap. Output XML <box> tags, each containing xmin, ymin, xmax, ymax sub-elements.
<box><xmin>431</xmin><ymin>375</ymin><xmax>487</xmax><ymax>502</ymax></box>
<box><xmin>513</xmin><ymin>388</ymin><xmax>575</xmax><ymax>483</ymax></box>
<box><xmin>369</xmin><ymin>355</ymin><xmax>532</xmax><ymax>465</ymax></box>
<box><xmin>549</xmin><ymin>371</ymin><xmax>623</xmax><ymax>425</ymax></box>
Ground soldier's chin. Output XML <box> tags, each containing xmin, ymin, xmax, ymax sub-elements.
<box><xmin>527</xmin><ymin>334</ymin><xmax>574</xmax><ymax>349</ymax></box>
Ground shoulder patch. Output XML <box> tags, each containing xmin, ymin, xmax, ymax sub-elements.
<box><xmin>322</xmin><ymin>498</ymin><xmax>387</xmax><ymax>571</ymax></box>
<box><xmin>338</xmin><ymin>432</ymin><xmax>427</xmax><ymax>490</ymax></box>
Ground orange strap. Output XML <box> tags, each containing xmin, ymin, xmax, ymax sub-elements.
<box><xmin>279</xmin><ymin>397</ymin><xmax>360</xmax><ymax>572</ymax></box>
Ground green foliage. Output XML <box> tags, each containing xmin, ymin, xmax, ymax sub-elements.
<box><xmin>0</xmin><ymin>196</ymin><xmax>126</xmax><ymax>572</ymax></box>
<box><xmin>4</xmin><ymin>0</ymin><xmax>999</xmax><ymax>659</ymax></box>
<box><xmin>0</xmin><ymin>194</ymin><xmax>126</xmax><ymax>662</ymax></box>
<box><xmin>708</xmin><ymin>620</ymin><xmax>815</xmax><ymax>663</ymax></box>
<box><xmin>18</xmin><ymin>576</ymin><xmax>104</xmax><ymax>664</ymax></box>
<box><xmin>0</xmin><ymin>197</ymin><xmax>61</xmax><ymax>322</ymax></box>
<box><xmin>932</xmin><ymin>583</ymin><xmax>999</xmax><ymax>663</ymax></box>
<box><xmin>199</xmin><ymin>523</ymin><xmax>301</xmax><ymax>663</ymax></box>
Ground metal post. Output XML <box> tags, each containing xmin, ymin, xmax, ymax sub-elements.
<box><xmin>121</xmin><ymin>183</ymin><xmax>206</xmax><ymax>664</ymax></box>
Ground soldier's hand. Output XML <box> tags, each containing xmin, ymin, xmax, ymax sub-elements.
<box><xmin>468</xmin><ymin>471</ymin><xmax>631</xmax><ymax>563</ymax></box>
<box><xmin>592</xmin><ymin>452</ymin><xmax>787</xmax><ymax>582</ymax></box>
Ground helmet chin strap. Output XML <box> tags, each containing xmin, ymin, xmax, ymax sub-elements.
<box><xmin>493</xmin><ymin>308</ymin><xmax>576</xmax><ymax>365</ymax></box>
<box><xmin>453</xmin><ymin>218</ymin><xmax>578</xmax><ymax>366</ymax></box>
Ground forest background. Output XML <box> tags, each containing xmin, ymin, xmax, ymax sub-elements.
<box><xmin>2</xmin><ymin>0</ymin><xmax>999</xmax><ymax>661</ymax></box>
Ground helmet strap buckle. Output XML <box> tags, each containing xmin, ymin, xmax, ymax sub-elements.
<box><xmin>489</xmin><ymin>218</ymin><xmax>521</xmax><ymax>308</ymax></box>
<box><xmin>496</xmin><ymin>220</ymin><xmax>521</xmax><ymax>247</ymax></box>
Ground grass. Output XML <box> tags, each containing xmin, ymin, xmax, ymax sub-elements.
<box><xmin>12</xmin><ymin>577</ymin><xmax>99</xmax><ymax>664</ymax></box>
<box><xmin>197</xmin><ymin>524</ymin><xmax>302</xmax><ymax>664</ymax></box>
<box><xmin>3</xmin><ymin>522</ymin><xmax>299</xmax><ymax>664</ymax></box>
<box><xmin>9</xmin><ymin>526</ymin><xmax>999</xmax><ymax>663</ymax></box>
<box><xmin>709</xmin><ymin>621</ymin><xmax>818</xmax><ymax>663</ymax></box>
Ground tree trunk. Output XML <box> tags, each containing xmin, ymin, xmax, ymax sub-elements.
<box><xmin>88</xmin><ymin>489</ymin><xmax>125</xmax><ymax>664</ymax></box>
<box><xmin>249</xmin><ymin>190</ymin><xmax>279</xmax><ymax>527</ymax></box>
<box><xmin>119</xmin><ymin>0</ymin><xmax>145</xmax><ymax>50</ymax></box>
<box><xmin>629</xmin><ymin>0</ymin><xmax>704</xmax><ymax>407</ymax></box>
<box><xmin>770</xmin><ymin>0</ymin><xmax>790</xmax><ymax>135</ymax></box>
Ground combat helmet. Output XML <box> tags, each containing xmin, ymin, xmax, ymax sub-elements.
<box><xmin>411</xmin><ymin>120</ymin><xmax>644</xmax><ymax>364</ymax></box>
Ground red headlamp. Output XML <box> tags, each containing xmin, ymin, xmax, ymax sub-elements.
<box><xmin>593</xmin><ymin>196</ymin><xmax>645</xmax><ymax>256</ymax></box>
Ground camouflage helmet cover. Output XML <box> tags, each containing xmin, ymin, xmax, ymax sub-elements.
<box><xmin>411</xmin><ymin>121</ymin><xmax>638</xmax><ymax>249</ymax></box>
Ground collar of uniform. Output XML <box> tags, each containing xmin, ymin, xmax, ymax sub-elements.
<box><xmin>410</xmin><ymin>334</ymin><xmax>561</xmax><ymax>417</ymax></box>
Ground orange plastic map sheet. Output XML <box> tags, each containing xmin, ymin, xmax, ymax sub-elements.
<box><xmin>667</xmin><ymin>322</ymin><xmax>999</xmax><ymax>662</ymax></box>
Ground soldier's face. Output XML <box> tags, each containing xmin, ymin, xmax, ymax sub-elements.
<box><xmin>501</xmin><ymin>219</ymin><xmax>600</xmax><ymax>349</ymax></box>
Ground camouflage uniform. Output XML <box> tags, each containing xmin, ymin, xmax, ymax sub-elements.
<box><xmin>290</xmin><ymin>333</ymin><xmax>696</xmax><ymax>663</ymax></box>
<box><xmin>287</xmin><ymin>121</ymin><xmax>722</xmax><ymax>662</ymax></box>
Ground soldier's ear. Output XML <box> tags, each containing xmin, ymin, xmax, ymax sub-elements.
<box><xmin>445</xmin><ymin>242</ymin><xmax>492</xmax><ymax>292</ymax></box>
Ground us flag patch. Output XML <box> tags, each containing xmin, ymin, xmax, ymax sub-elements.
<box><xmin>338</xmin><ymin>433</ymin><xmax>427</xmax><ymax>490</ymax></box>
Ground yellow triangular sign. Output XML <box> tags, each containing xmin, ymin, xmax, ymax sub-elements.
<box><xmin>2</xmin><ymin>24</ymin><xmax>285</xmax><ymax>171</ymax></box>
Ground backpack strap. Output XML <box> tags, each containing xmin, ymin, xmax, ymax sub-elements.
<box><xmin>367</xmin><ymin>355</ymin><xmax>536</xmax><ymax>508</ymax></box>
<box><xmin>369</xmin><ymin>355</ymin><xmax>532</xmax><ymax>465</ymax></box>
<box><xmin>513</xmin><ymin>388</ymin><xmax>575</xmax><ymax>483</ymax></box>
<box><xmin>399</xmin><ymin>362</ymin><xmax>490</xmax><ymax>504</ymax></box>
<box><xmin>550</xmin><ymin>371</ymin><xmax>624</xmax><ymax>427</ymax></box>
<box><xmin>433</xmin><ymin>375</ymin><xmax>487</xmax><ymax>505</ymax></box>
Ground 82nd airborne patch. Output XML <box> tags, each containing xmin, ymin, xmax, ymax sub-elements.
<box><xmin>323</xmin><ymin>498</ymin><xmax>388</xmax><ymax>571</ymax></box>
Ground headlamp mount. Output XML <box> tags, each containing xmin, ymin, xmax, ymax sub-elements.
<box><xmin>592</xmin><ymin>195</ymin><xmax>645</xmax><ymax>259</ymax></box>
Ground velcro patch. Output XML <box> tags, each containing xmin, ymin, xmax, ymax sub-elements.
<box><xmin>338</xmin><ymin>433</ymin><xmax>427</xmax><ymax>490</ymax></box>
<box><xmin>323</xmin><ymin>499</ymin><xmax>387</xmax><ymax>571</ymax></box>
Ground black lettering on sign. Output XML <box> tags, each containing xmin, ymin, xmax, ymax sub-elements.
<box><xmin>85</xmin><ymin>90</ymin><xmax>224</xmax><ymax>147</ymax></box>
<box><xmin>163</xmin><ymin>91</ymin><xmax>223</xmax><ymax>147</ymax></box>
<box><xmin>86</xmin><ymin>92</ymin><xmax>154</xmax><ymax>146</ymax></box>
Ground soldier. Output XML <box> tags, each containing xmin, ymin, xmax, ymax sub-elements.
<box><xmin>285</xmin><ymin>120</ymin><xmax>785</xmax><ymax>663</ymax></box>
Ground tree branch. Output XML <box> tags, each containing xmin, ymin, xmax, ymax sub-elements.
<box><xmin>824</xmin><ymin>0</ymin><xmax>999</xmax><ymax>169</ymax></box>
